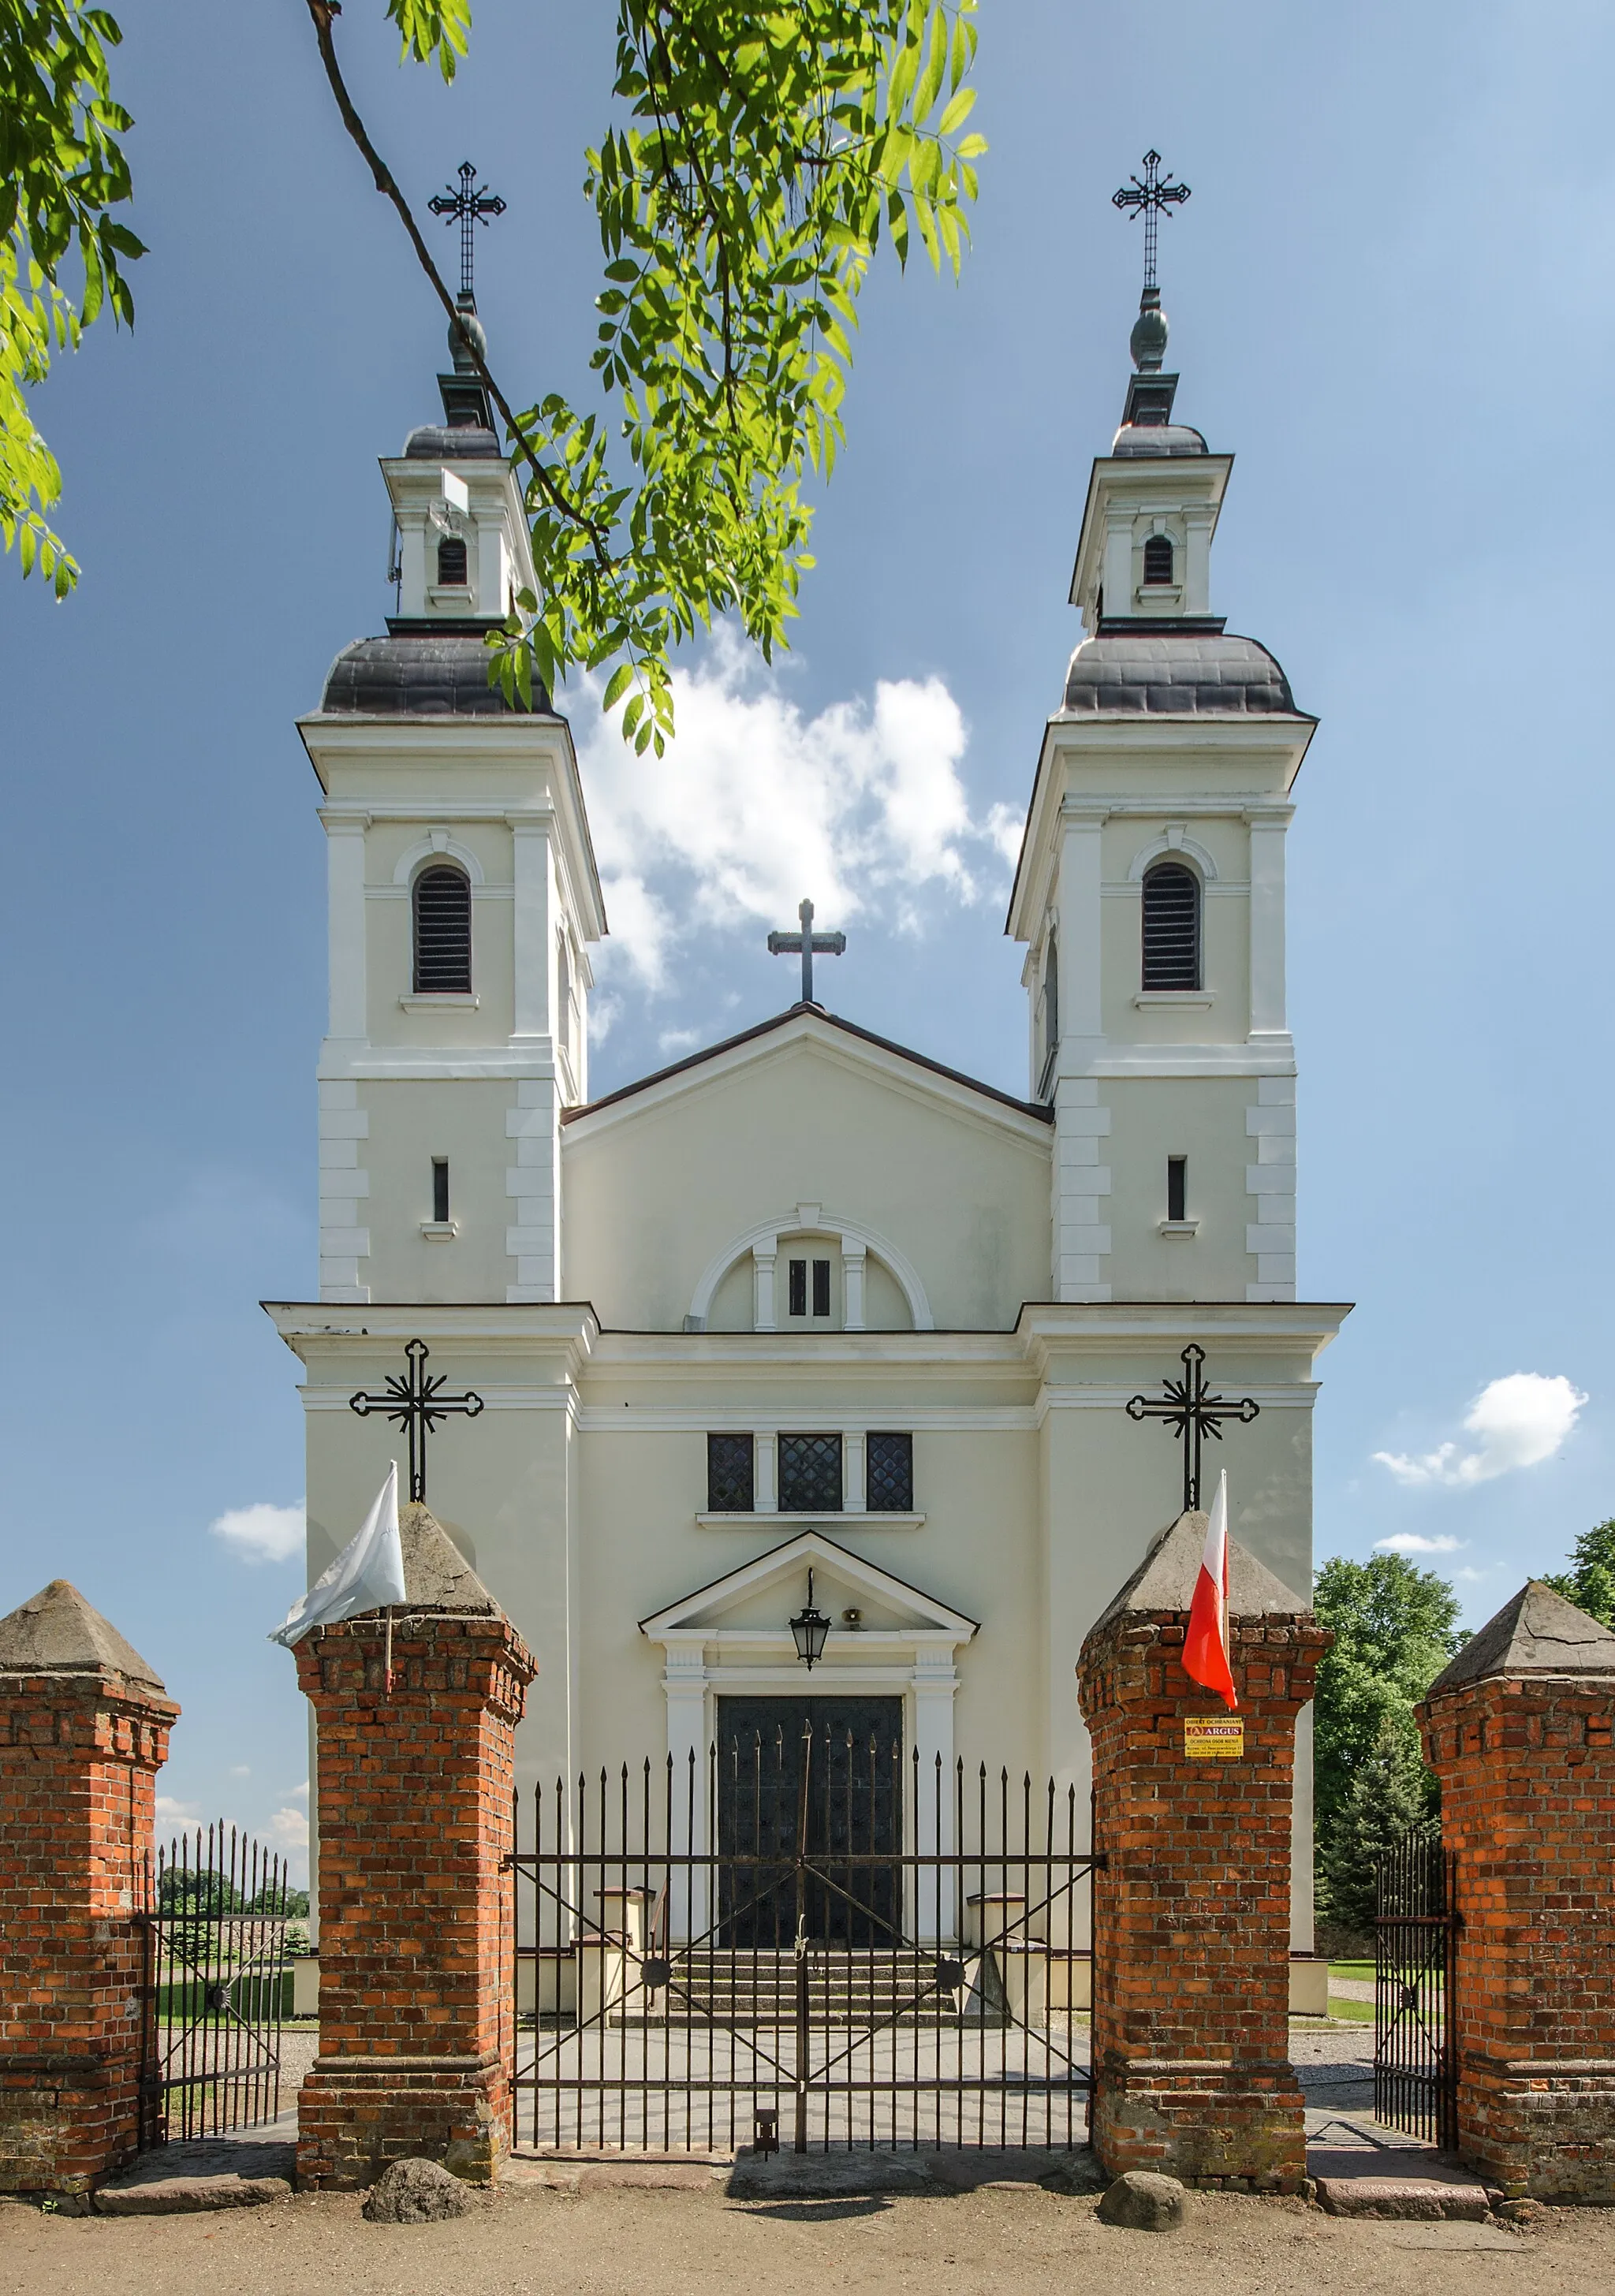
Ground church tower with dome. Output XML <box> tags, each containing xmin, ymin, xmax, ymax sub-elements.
<box><xmin>1008</xmin><ymin>278</ymin><xmax>1311</xmax><ymax>1307</ymax></box>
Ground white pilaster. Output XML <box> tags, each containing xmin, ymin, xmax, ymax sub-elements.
<box><xmin>1057</xmin><ymin>813</ymin><xmax>1104</xmax><ymax>1046</ymax></box>
<box><xmin>1053</xmin><ymin>1078</ymin><xmax>1112</xmax><ymax>1303</ymax></box>
<box><xmin>912</xmin><ymin>1657</ymin><xmax>959</xmax><ymax>1941</ymax></box>
<box><xmin>317</xmin><ymin>1079</ymin><xmax>370</xmax><ymax>1302</ymax></box>
<box><xmin>1246</xmin><ymin>1075</ymin><xmax>1297</xmax><ymax>1302</ymax></box>
<box><xmin>506</xmin><ymin>1076</ymin><xmax>559</xmax><ymax>1301</ymax></box>
<box><xmin>843</xmin><ymin>1430</ymin><xmax>867</xmax><ymax>1514</ymax></box>
<box><xmin>663</xmin><ymin>1657</ymin><xmax>710</xmax><ymax>1943</ymax></box>
<box><xmin>323</xmin><ymin>814</ymin><xmax>369</xmax><ymax>1043</ymax></box>
<box><xmin>510</xmin><ymin>821</ymin><xmax>552</xmax><ymax>1042</ymax></box>
<box><xmin>841</xmin><ymin>1237</ymin><xmax>867</xmax><ymax>1331</ymax></box>
<box><xmin>752</xmin><ymin>1241</ymin><xmax>778</xmax><ymax>1332</ymax></box>
<box><xmin>754</xmin><ymin>1431</ymin><xmax>778</xmax><ymax>1513</ymax></box>
<box><xmin>1248</xmin><ymin>814</ymin><xmax>1289</xmax><ymax>1038</ymax></box>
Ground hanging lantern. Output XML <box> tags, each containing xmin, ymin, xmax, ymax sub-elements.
<box><xmin>789</xmin><ymin>1568</ymin><xmax>831</xmax><ymax>1670</ymax></box>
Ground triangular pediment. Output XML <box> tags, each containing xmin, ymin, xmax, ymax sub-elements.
<box><xmin>639</xmin><ymin>1531</ymin><xmax>978</xmax><ymax>1641</ymax></box>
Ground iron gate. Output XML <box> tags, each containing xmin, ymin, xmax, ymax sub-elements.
<box><xmin>1373</xmin><ymin>1824</ymin><xmax>1458</xmax><ymax>2148</ymax></box>
<box><xmin>509</xmin><ymin>1731</ymin><xmax>1098</xmax><ymax>2154</ymax></box>
<box><xmin>139</xmin><ymin>1823</ymin><xmax>296</xmax><ymax>2145</ymax></box>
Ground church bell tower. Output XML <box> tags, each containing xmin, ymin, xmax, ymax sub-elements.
<box><xmin>1008</xmin><ymin>203</ymin><xmax>1313</xmax><ymax>1306</ymax></box>
<box><xmin>298</xmin><ymin>293</ymin><xmax>606</xmax><ymax>1306</ymax></box>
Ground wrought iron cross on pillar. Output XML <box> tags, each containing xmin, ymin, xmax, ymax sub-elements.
<box><xmin>428</xmin><ymin>160</ymin><xmax>506</xmax><ymax>303</ymax></box>
<box><xmin>1126</xmin><ymin>1344</ymin><xmax>1259</xmax><ymax>1515</ymax></box>
<box><xmin>767</xmin><ymin>897</ymin><xmax>845</xmax><ymax>1007</ymax></box>
<box><xmin>349</xmin><ymin>1338</ymin><xmax>484</xmax><ymax>1504</ymax></box>
<box><xmin>1112</xmin><ymin>149</ymin><xmax>1191</xmax><ymax>290</ymax></box>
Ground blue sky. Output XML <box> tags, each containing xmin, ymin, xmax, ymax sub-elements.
<box><xmin>6</xmin><ymin>1</ymin><xmax>1613</xmax><ymax>1874</ymax></box>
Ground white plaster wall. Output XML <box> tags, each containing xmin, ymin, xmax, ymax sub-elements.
<box><xmin>356</xmin><ymin>1079</ymin><xmax>515</xmax><ymax>1300</ymax></box>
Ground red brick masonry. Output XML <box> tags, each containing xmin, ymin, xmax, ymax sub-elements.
<box><xmin>294</xmin><ymin>1610</ymin><xmax>535</xmax><ymax>2188</ymax></box>
<box><xmin>1079</xmin><ymin>1605</ymin><xmax>1329</xmax><ymax>2189</ymax></box>
<box><xmin>1421</xmin><ymin>1672</ymin><xmax>1615</xmax><ymax>2200</ymax></box>
<box><xmin>0</xmin><ymin>1665</ymin><xmax>177</xmax><ymax>2194</ymax></box>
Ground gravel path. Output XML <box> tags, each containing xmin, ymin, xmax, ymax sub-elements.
<box><xmin>1</xmin><ymin>2179</ymin><xmax>1602</xmax><ymax>2296</ymax></box>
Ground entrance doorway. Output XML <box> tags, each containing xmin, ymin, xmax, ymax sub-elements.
<box><xmin>715</xmin><ymin>1696</ymin><xmax>902</xmax><ymax>1947</ymax></box>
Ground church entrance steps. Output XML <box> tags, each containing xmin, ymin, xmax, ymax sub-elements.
<box><xmin>661</xmin><ymin>1948</ymin><xmax>967</xmax><ymax>2024</ymax></box>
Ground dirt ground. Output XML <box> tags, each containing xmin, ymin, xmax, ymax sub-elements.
<box><xmin>2</xmin><ymin>2182</ymin><xmax>1609</xmax><ymax>2296</ymax></box>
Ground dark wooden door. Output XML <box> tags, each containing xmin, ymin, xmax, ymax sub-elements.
<box><xmin>716</xmin><ymin>1696</ymin><xmax>903</xmax><ymax>1947</ymax></box>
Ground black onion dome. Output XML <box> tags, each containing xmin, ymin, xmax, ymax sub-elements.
<box><xmin>321</xmin><ymin>632</ymin><xmax>555</xmax><ymax>717</ymax></box>
<box><xmin>1062</xmin><ymin>634</ymin><xmax>1300</xmax><ymax>715</ymax></box>
<box><xmin>404</xmin><ymin>423</ymin><xmax>502</xmax><ymax>459</ymax></box>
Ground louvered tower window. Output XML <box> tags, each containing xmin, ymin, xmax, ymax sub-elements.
<box><xmin>1141</xmin><ymin>862</ymin><xmax>1200</xmax><ymax>991</ymax></box>
<box><xmin>1143</xmin><ymin>532</ymin><xmax>1175</xmax><ymax>586</ymax></box>
<box><xmin>413</xmin><ymin>866</ymin><xmax>472</xmax><ymax>993</ymax></box>
<box><xmin>437</xmin><ymin>536</ymin><xmax>468</xmax><ymax>585</ymax></box>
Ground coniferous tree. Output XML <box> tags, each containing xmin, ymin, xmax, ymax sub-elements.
<box><xmin>1316</xmin><ymin>1720</ymin><xmax>1430</xmax><ymax>1936</ymax></box>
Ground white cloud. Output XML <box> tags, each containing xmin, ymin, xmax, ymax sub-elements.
<box><xmin>229</xmin><ymin>1765</ymin><xmax>251</xmax><ymax>1777</ymax></box>
<box><xmin>267</xmin><ymin>1805</ymin><xmax>310</xmax><ymax>1854</ymax></box>
<box><xmin>1373</xmin><ymin>1533</ymin><xmax>1466</xmax><ymax>1555</ymax></box>
<box><xmin>209</xmin><ymin>1500</ymin><xmax>304</xmax><ymax>1565</ymax></box>
<box><xmin>577</xmin><ymin>629</ymin><xmax>1020</xmax><ymax>990</ymax></box>
<box><xmin>1373</xmin><ymin>1373</ymin><xmax>1587</xmax><ymax>1489</ymax></box>
<box><xmin>155</xmin><ymin>1795</ymin><xmax>201</xmax><ymax>1827</ymax></box>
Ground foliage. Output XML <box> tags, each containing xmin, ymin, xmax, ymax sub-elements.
<box><xmin>321</xmin><ymin>1</ymin><xmax>987</xmax><ymax>751</ymax></box>
<box><xmin>1542</xmin><ymin>1516</ymin><xmax>1615</xmax><ymax>1628</ymax></box>
<box><xmin>0</xmin><ymin>0</ymin><xmax>143</xmax><ymax>592</ymax></box>
<box><xmin>1311</xmin><ymin>1554</ymin><xmax>1463</xmax><ymax>1924</ymax></box>
<box><xmin>1316</xmin><ymin>1720</ymin><xmax>1431</xmax><ymax>1936</ymax></box>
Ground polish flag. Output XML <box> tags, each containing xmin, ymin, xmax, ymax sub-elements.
<box><xmin>1181</xmin><ymin>1470</ymin><xmax>1238</xmax><ymax>1710</ymax></box>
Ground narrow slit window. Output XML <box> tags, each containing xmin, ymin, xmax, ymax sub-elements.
<box><xmin>412</xmin><ymin>865</ymin><xmax>472</xmax><ymax>993</ymax></box>
<box><xmin>1143</xmin><ymin>532</ymin><xmax>1175</xmax><ymax>586</ymax></box>
<box><xmin>436</xmin><ymin>536</ymin><xmax>468</xmax><ymax>585</ymax></box>
<box><xmin>432</xmin><ymin>1157</ymin><xmax>450</xmax><ymax>1224</ymax></box>
<box><xmin>788</xmin><ymin>1258</ymin><xmax>808</xmax><ymax>1317</ymax></box>
<box><xmin>1140</xmin><ymin>862</ymin><xmax>1200</xmax><ymax>991</ymax></box>
<box><xmin>1166</xmin><ymin>1156</ymin><xmax>1187</xmax><ymax>1224</ymax></box>
<box><xmin>811</xmin><ymin>1259</ymin><xmax>830</xmax><ymax>1318</ymax></box>
<box><xmin>707</xmin><ymin>1433</ymin><xmax>754</xmax><ymax>1513</ymax></box>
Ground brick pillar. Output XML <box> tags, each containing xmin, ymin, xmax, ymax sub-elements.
<box><xmin>0</xmin><ymin>1582</ymin><xmax>178</xmax><ymax>2197</ymax></box>
<box><xmin>1418</xmin><ymin>1580</ymin><xmax>1615</xmax><ymax>2201</ymax></box>
<box><xmin>292</xmin><ymin>1504</ymin><xmax>535</xmax><ymax>2189</ymax></box>
<box><xmin>1078</xmin><ymin>1513</ymin><xmax>1329</xmax><ymax>2189</ymax></box>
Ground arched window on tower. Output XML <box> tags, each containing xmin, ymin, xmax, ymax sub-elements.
<box><xmin>1038</xmin><ymin>927</ymin><xmax>1059</xmax><ymax>1095</ymax></box>
<box><xmin>413</xmin><ymin>865</ymin><xmax>472</xmax><ymax>993</ymax></box>
<box><xmin>437</xmin><ymin>535</ymin><xmax>468</xmax><ymax>585</ymax></box>
<box><xmin>1141</xmin><ymin>862</ymin><xmax>1200</xmax><ymax>991</ymax></box>
<box><xmin>1143</xmin><ymin>532</ymin><xmax>1175</xmax><ymax>587</ymax></box>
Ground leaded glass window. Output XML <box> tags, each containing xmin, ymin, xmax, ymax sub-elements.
<box><xmin>866</xmin><ymin>1433</ymin><xmax>913</xmax><ymax>1512</ymax></box>
<box><xmin>707</xmin><ymin>1433</ymin><xmax>754</xmax><ymax>1513</ymax></box>
<box><xmin>779</xmin><ymin>1433</ymin><xmax>841</xmax><ymax>1512</ymax></box>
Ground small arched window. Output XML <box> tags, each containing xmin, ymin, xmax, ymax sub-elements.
<box><xmin>1141</xmin><ymin>862</ymin><xmax>1200</xmax><ymax>990</ymax></box>
<box><xmin>557</xmin><ymin>931</ymin><xmax>573</xmax><ymax>1060</ymax></box>
<box><xmin>1039</xmin><ymin>927</ymin><xmax>1059</xmax><ymax>1091</ymax></box>
<box><xmin>436</xmin><ymin>535</ymin><xmax>468</xmax><ymax>586</ymax></box>
<box><xmin>1143</xmin><ymin>532</ymin><xmax>1175</xmax><ymax>587</ymax></box>
<box><xmin>413</xmin><ymin>865</ymin><xmax>472</xmax><ymax>993</ymax></box>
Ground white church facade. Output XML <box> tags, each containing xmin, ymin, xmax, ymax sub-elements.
<box><xmin>269</xmin><ymin>284</ymin><xmax>1348</xmax><ymax>1944</ymax></box>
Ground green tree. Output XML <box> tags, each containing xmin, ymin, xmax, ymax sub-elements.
<box><xmin>1316</xmin><ymin>1720</ymin><xmax>1431</xmax><ymax>1936</ymax></box>
<box><xmin>1543</xmin><ymin>1517</ymin><xmax>1615</xmax><ymax>1628</ymax></box>
<box><xmin>1</xmin><ymin>0</ymin><xmax>143</xmax><ymax>593</ymax></box>
<box><xmin>311</xmin><ymin>0</ymin><xmax>987</xmax><ymax>751</ymax></box>
<box><xmin>1312</xmin><ymin>1554</ymin><xmax>1463</xmax><ymax>1929</ymax></box>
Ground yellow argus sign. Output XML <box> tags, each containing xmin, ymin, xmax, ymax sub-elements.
<box><xmin>1184</xmin><ymin>1716</ymin><xmax>1244</xmax><ymax>1759</ymax></box>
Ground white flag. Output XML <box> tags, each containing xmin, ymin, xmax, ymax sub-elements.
<box><xmin>268</xmin><ymin>1463</ymin><xmax>407</xmax><ymax>1648</ymax></box>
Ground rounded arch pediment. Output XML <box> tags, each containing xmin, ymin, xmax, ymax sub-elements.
<box><xmin>687</xmin><ymin>1211</ymin><xmax>933</xmax><ymax>1333</ymax></box>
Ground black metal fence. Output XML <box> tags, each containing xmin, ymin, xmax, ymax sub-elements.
<box><xmin>1373</xmin><ymin>1824</ymin><xmax>1458</xmax><ymax>2148</ymax></box>
<box><xmin>139</xmin><ymin>1824</ymin><xmax>296</xmax><ymax>2146</ymax></box>
<box><xmin>509</xmin><ymin>1728</ymin><xmax>1097</xmax><ymax>2156</ymax></box>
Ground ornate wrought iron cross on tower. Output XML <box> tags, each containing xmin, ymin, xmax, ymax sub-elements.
<box><xmin>767</xmin><ymin>897</ymin><xmax>845</xmax><ymax>1007</ymax></box>
<box><xmin>1112</xmin><ymin>149</ymin><xmax>1191</xmax><ymax>289</ymax></box>
<box><xmin>1127</xmin><ymin>1344</ymin><xmax>1259</xmax><ymax>1515</ymax></box>
<box><xmin>349</xmin><ymin>1338</ymin><xmax>484</xmax><ymax>1504</ymax></box>
<box><xmin>428</xmin><ymin>160</ymin><xmax>506</xmax><ymax>304</ymax></box>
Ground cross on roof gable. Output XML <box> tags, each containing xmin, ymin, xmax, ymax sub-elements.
<box><xmin>638</xmin><ymin>1529</ymin><xmax>979</xmax><ymax>1641</ymax></box>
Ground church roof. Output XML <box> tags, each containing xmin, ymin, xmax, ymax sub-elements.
<box><xmin>1062</xmin><ymin>633</ymin><xmax>1305</xmax><ymax>716</ymax></box>
<box><xmin>561</xmin><ymin>1002</ymin><xmax>1056</xmax><ymax>1128</ymax></box>
<box><xmin>1110</xmin><ymin>422</ymin><xmax>1207</xmax><ymax>458</ymax></box>
<box><xmin>1423</xmin><ymin>1579</ymin><xmax>1615</xmax><ymax>1697</ymax></box>
<box><xmin>320</xmin><ymin>631</ymin><xmax>558</xmax><ymax>718</ymax></box>
<box><xmin>1086</xmin><ymin>1509</ymin><xmax>1309</xmax><ymax>1641</ymax></box>
<box><xmin>403</xmin><ymin>423</ymin><xmax>502</xmax><ymax>459</ymax></box>
<box><xmin>0</xmin><ymin>1578</ymin><xmax>166</xmax><ymax>1688</ymax></box>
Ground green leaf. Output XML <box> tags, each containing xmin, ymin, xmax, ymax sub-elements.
<box><xmin>601</xmin><ymin>661</ymin><xmax>636</xmax><ymax>712</ymax></box>
<box><xmin>938</xmin><ymin>86</ymin><xmax>975</xmax><ymax>136</ymax></box>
